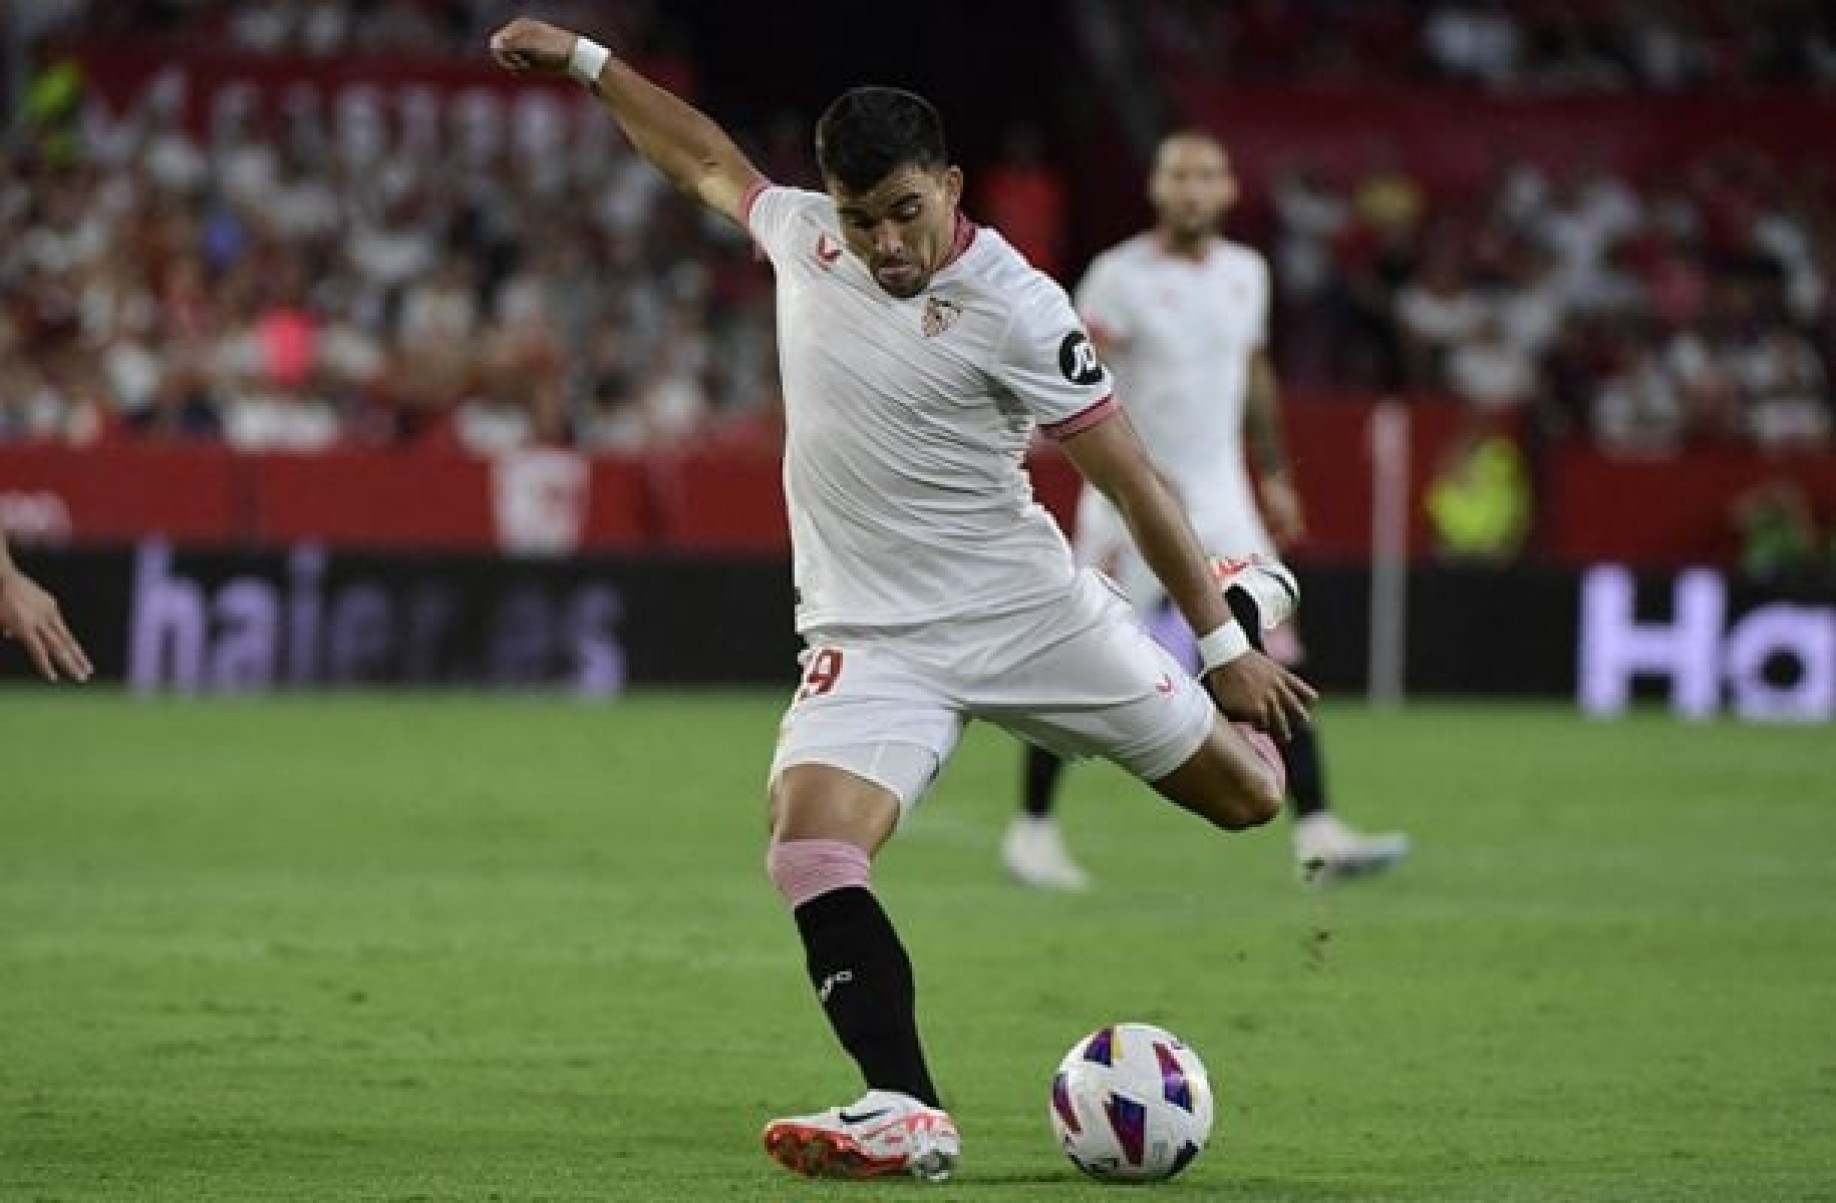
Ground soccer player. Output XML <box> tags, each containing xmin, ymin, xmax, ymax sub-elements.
<box><xmin>491</xmin><ymin>20</ymin><xmax>1314</xmax><ymax>1182</ymax></box>
<box><xmin>0</xmin><ymin>531</ymin><xmax>91</xmax><ymax>682</ymax></box>
<box><xmin>1004</xmin><ymin>133</ymin><xmax>1410</xmax><ymax>892</ymax></box>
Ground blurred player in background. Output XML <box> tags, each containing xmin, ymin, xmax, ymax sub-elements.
<box><xmin>491</xmin><ymin>17</ymin><xmax>1314</xmax><ymax>1183</ymax></box>
<box><xmin>0</xmin><ymin>531</ymin><xmax>91</xmax><ymax>683</ymax></box>
<box><xmin>1005</xmin><ymin>133</ymin><xmax>1410</xmax><ymax>891</ymax></box>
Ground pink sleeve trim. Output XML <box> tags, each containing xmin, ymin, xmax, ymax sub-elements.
<box><xmin>739</xmin><ymin>179</ymin><xmax>773</xmax><ymax>233</ymax></box>
<box><xmin>1041</xmin><ymin>394</ymin><xmax>1119</xmax><ymax>441</ymax></box>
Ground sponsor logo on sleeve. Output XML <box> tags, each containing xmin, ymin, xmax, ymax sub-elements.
<box><xmin>1058</xmin><ymin>330</ymin><xmax>1105</xmax><ymax>384</ymax></box>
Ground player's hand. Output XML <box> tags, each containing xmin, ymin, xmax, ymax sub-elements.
<box><xmin>1259</xmin><ymin>475</ymin><xmax>1307</xmax><ymax>549</ymax></box>
<box><xmin>1202</xmin><ymin>651</ymin><xmax>1314</xmax><ymax>742</ymax></box>
<box><xmin>0</xmin><ymin>567</ymin><xmax>92</xmax><ymax>683</ymax></box>
<box><xmin>489</xmin><ymin>17</ymin><xmax>577</xmax><ymax>76</ymax></box>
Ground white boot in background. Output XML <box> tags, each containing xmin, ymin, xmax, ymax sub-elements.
<box><xmin>1293</xmin><ymin>813</ymin><xmax>1411</xmax><ymax>883</ymax></box>
<box><xmin>1003</xmin><ymin>815</ymin><xmax>1092</xmax><ymax>891</ymax></box>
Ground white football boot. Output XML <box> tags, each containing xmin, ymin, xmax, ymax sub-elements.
<box><xmin>762</xmin><ymin>1088</ymin><xmax>961</xmax><ymax>1182</ymax></box>
<box><xmin>1002</xmin><ymin>815</ymin><xmax>1092</xmax><ymax>891</ymax></box>
<box><xmin>1293</xmin><ymin>813</ymin><xmax>1412</xmax><ymax>883</ymax></box>
<box><xmin>1210</xmin><ymin>553</ymin><xmax>1299</xmax><ymax>636</ymax></box>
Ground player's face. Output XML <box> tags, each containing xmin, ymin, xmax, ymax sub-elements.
<box><xmin>829</xmin><ymin>164</ymin><xmax>964</xmax><ymax>299</ymax></box>
<box><xmin>1149</xmin><ymin>138</ymin><xmax>1237</xmax><ymax>242</ymax></box>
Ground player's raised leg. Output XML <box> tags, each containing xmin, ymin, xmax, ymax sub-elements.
<box><xmin>1004</xmin><ymin>559</ymin><xmax>1284</xmax><ymax>888</ymax></box>
<box><xmin>762</xmin><ymin>763</ymin><xmax>960</xmax><ymax>1181</ymax></box>
<box><xmin>993</xmin><ymin>569</ymin><xmax>1293</xmax><ymax>836</ymax></box>
<box><xmin>1148</xmin><ymin>715</ymin><xmax>1288</xmax><ymax>828</ymax></box>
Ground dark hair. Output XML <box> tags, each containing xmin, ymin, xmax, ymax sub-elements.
<box><xmin>815</xmin><ymin>87</ymin><xmax>948</xmax><ymax>193</ymax></box>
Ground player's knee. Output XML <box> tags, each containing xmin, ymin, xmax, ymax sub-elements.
<box><xmin>766</xmin><ymin>763</ymin><xmax>901</xmax><ymax>850</ymax></box>
<box><xmin>1193</xmin><ymin>729</ymin><xmax>1285</xmax><ymax>830</ymax></box>
<box><xmin>1233</xmin><ymin>773</ymin><xmax>1285</xmax><ymax>829</ymax></box>
<box><xmin>1226</xmin><ymin>725</ymin><xmax>1287</xmax><ymax>828</ymax></box>
<box><xmin>1199</xmin><ymin>778</ymin><xmax>1280</xmax><ymax>830</ymax></box>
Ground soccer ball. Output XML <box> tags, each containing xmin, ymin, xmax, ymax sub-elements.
<box><xmin>1048</xmin><ymin>1022</ymin><xmax>1215</xmax><ymax>1182</ymax></box>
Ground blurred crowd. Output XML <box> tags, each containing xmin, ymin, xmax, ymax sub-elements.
<box><xmin>9</xmin><ymin>0</ymin><xmax>660</xmax><ymax>61</ymax></box>
<box><xmin>0</xmin><ymin>110</ymin><xmax>782</xmax><ymax>453</ymax></box>
<box><xmin>1</xmin><ymin>0</ymin><xmax>1831</xmax><ymax>458</ymax></box>
<box><xmin>2</xmin><ymin>0</ymin><xmax>797</xmax><ymax>454</ymax></box>
<box><xmin>41</xmin><ymin>0</ymin><xmax>1836</xmax><ymax>89</ymax></box>
<box><xmin>1270</xmin><ymin>150</ymin><xmax>1835</xmax><ymax>453</ymax></box>
<box><xmin>1146</xmin><ymin>0</ymin><xmax>1836</xmax><ymax>90</ymax></box>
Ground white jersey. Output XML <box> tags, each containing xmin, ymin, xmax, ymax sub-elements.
<box><xmin>1072</xmin><ymin>233</ymin><xmax>1275</xmax><ymax>601</ymax></box>
<box><xmin>744</xmin><ymin>184</ymin><xmax>1115</xmax><ymax>633</ymax></box>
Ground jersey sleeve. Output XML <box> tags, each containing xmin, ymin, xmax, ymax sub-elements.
<box><xmin>1072</xmin><ymin>252</ymin><xmax>1132</xmax><ymax>348</ymax></box>
<box><xmin>1248</xmin><ymin>252</ymin><xmax>1272</xmax><ymax>351</ymax></box>
<box><xmin>741</xmin><ymin>184</ymin><xmax>831</xmax><ymax>266</ymax></box>
<box><xmin>992</xmin><ymin>276</ymin><xmax>1118</xmax><ymax>440</ymax></box>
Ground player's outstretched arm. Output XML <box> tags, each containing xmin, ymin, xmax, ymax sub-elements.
<box><xmin>0</xmin><ymin>533</ymin><xmax>92</xmax><ymax>683</ymax></box>
<box><xmin>1059</xmin><ymin>413</ymin><xmax>1315</xmax><ymax>739</ymax></box>
<box><xmin>1245</xmin><ymin>350</ymin><xmax>1306</xmax><ymax>547</ymax></box>
<box><xmin>489</xmin><ymin>16</ymin><xmax>764</xmax><ymax>227</ymax></box>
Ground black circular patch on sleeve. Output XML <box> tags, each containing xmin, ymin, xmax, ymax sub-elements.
<box><xmin>1058</xmin><ymin>331</ymin><xmax>1106</xmax><ymax>385</ymax></box>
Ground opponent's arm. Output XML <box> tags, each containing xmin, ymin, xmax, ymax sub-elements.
<box><xmin>489</xmin><ymin>17</ymin><xmax>764</xmax><ymax>226</ymax></box>
<box><xmin>0</xmin><ymin>532</ymin><xmax>92</xmax><ymax>683</ymax></box>
<box><xmin>1245</xmin><ymin>349</ymin><xmax>1305</xmax><ymax>547</ymax></box>
<box><xmin>1059</xmin><ymin>413</ymin><xmax>1315</xmax><ymax>739</ymax></box>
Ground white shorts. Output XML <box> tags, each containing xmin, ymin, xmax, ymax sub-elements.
<box><xmin>769</xmin><ymin>570</ymin><xmax>1218</xmax><ymax>810</ymax></box>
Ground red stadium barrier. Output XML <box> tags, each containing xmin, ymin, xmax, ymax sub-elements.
<box><xmin>582</xmin><ymin>456</ymin><xmax>658</xmax><ymax>551</ymax></box>
<box><xmin>250</xmin><ymin>448</ymin><xmax>497</xmax><ymax>550</ymax></box>
<box><xmin>245</xmin><ymin>447</ymin><xmax>655</xmax><ymax>552</ymax></box>
<box><xmin>0</xmin><ymin>443</ymin><xmax>237</xmax><ymax>543</ymax></box>
<box><xmin>6</xmin><ymin>418</ymin><xmax>1835</xmax><ymax>565</ymax></box>
<box><xmin>651</xmin><ymin>449</ymin><xmax>790</xmax><ymax>552</ymax></box>
<box><xmin>1283</xmin><ymin>398</ymin><xmax>1483</xmax><ymax>562</ymax></box>
<box><xmin>1544</xmin><ymin>444</ymin><xmax>1836</xmax><ymax>567</ymax></box>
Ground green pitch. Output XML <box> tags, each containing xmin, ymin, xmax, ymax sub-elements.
<box><xmin>2</xmin><ymin>693</ymin><xmax>1833</xmax><ymax>1201</ymax></box>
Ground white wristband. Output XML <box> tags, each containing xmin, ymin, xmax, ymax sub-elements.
<box><xmin>1197</xmin><ymin>622</ymin><xmax>1253</xmax><ymax>674</ymax></box>
<box><xmin>568</xmin><ymin>37</ymin><xmax>611</xmax><ymax>87</ymax></box>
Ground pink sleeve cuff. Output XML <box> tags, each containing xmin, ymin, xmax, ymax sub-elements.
<box><xmin>1040</xmin><ymin>394</ymin><xmax>1118</xmax><ymax>441</ymax></box>
<box><xmin>739</xmin><ymin>179</ymin><xmax>772</xmax><ymax>233</ymax></box>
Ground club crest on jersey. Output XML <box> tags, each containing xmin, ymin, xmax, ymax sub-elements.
<box><xmin>815</xmin><ymin>234</ymin><xmax>843</xmax><ymax>268</ymax></box>
<box><xmin>922</xmin><ymin>295</ymin><xmax>963</xmax><ymax>337</ymax></box>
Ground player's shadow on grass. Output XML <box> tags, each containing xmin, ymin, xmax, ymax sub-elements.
<box><xmin>956</xmin><ymin>1171</ymin><xmax>1388</xmax><ymax>1197</ymax></box>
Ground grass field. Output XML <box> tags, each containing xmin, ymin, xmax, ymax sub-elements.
<box><xmin>2</xmin><ymin>692</ymin><xmax>1834</xmax><ymax>1201</ymax></box>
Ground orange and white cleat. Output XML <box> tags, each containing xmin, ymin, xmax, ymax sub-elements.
<box><xmin>762</xmin><ymin>1088</ymin><xmax>961</xmax><ymax>1182</ymax></box>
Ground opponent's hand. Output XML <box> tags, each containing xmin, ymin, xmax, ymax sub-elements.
<box><xmin>1203</xmin><ymin>651</ymin><xmax>1314</xmax><ymax>742</ymax></box>
<box><xmin>1259</xmin><ymin>475</ymin><xmax>1307</xmax><ymax>548</ymax></box>
<box><xmin>489</xmin><ymin>17</ymin><xmax>578</xmax><ymax>76</ymax></box>
<box><xmin>0</xmin><ymin>568</ymin><xmax>92</xmax><ymax>683</ymax></box>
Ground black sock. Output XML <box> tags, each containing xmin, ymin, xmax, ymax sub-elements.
<box><xmin>793</xmin><ymin>886</ymin><xmax>942</xmax><ymax>1108</ymax></box>
<box><xmin>1022</xmin><ymin>743</ymin><xmax>1066</xmax><ymax>819</ymax></box>
<box><xmin>1284</xmin><ymin>722</ymin><xmax>1329</xmax><ymax>818</ymax></box>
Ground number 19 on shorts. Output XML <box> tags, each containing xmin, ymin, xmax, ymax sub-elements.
<box><xmin>795</xmin><ymin>648</ymin><xmax>845</xmax><ymax>702</ymax></box>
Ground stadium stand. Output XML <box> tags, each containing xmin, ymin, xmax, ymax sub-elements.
<box><xmin>1</xmin><ymin>0</ymin><xmax>1832</xmax><ymax>567</ymax></box>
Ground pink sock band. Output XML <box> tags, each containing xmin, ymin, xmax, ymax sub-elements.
<box><xmin>767</xmin><ymin>839</ymin><xmax>872</xmax><ymax>909</ymax></box>
<box><xmin>1234</xmin><ymin>723</ymin><xmax>1289</xmax><ymax>796</ymax></box>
